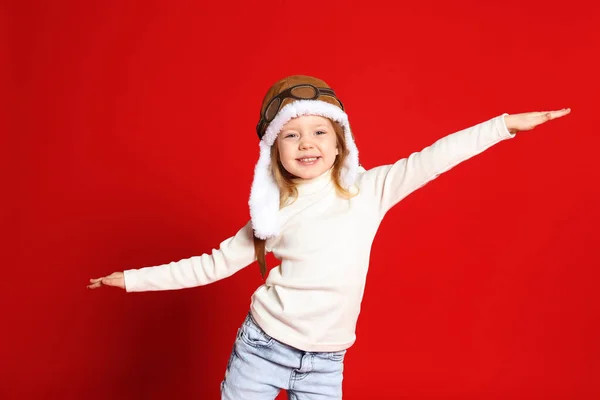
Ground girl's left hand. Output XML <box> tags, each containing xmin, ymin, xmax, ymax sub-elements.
<box><xmin>504</xmin><ymin>108</ymin><xmax>571</xmax><ymax>134</ymax></box>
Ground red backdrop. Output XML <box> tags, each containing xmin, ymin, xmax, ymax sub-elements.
<box><xmin>5</xmin><ymin>0</ymin><xmax>599</xmax><ymax>398</ymax></box>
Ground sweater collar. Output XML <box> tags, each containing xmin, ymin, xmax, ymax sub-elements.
<box><xmin>293</xmin><ymin>168</ymin><xmax>333</xmax><ymax>196</ymax></box>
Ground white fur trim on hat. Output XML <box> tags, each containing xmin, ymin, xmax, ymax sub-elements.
<box><xmin>249</xmin><ymin>100</ymin><xmax>360</xmax><ymax>240</ymax></box>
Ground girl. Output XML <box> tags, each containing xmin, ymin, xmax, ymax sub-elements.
<box><xmin>88</xmin><ymin>75</ymin><xmax>570</xmax><ymax>399</ymax></box>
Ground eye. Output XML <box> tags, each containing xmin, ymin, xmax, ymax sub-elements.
<box><xmin>284</xmin><ymin>133</ymin><xmax>297</xmax><ymax>139</ymax></box>
<box><xmin>315</xmin><ymin>130</ymin><xmax>326</xmax><ymax>135</ymax></box>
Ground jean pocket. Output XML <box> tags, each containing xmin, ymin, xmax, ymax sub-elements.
<box><xmin>328</xmin><ymin>349</ymin><xmax>347</xmax><ymax>362</ymax></box>
<box><xmin>240</xmin><ymin>321</ymin><xmax>274</xmax><ymax>348</ymax></box>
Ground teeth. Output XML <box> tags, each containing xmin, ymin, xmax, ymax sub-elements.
<box><xmin>299</xmin><ymin>157</ymin><xmax>318</xmax><ymax>162</ymax></box>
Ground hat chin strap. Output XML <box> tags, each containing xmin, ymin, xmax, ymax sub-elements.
<box><xmin>249</xmin><ymin>100</ymin><xmax>360</xmax><ymax>240</ymax></box>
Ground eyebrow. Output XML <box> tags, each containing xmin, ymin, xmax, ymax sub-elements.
<box><xmin>281</xmin><ymin>124</ymin><xmax>331</xmax><ymax>133</ymax></box>
<box><xmin>285</xmin><ymin>124</ymin><xmax>330</xmax><ymax>130</ymax></box>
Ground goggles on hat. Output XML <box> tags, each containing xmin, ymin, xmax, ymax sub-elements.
<box><xmin>256</xmin><ymin>84</ymin><xmax>344</xmax><ymax>139</ymax></box>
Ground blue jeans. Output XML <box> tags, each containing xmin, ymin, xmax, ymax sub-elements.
<box><xmin>221</xmin><ymin>313</ymin><xmax>346</xmax><ymax>399</ymax></box>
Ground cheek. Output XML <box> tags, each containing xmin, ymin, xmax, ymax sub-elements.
<box><xmin>325</xmin><ymin>138</ymin><xmax>339</xmax><ymax>157</ymax></box>
<box><xmin>277</xmin><ymin>143</ymin><xmax>294</xmax><ymax>163</ymax></box>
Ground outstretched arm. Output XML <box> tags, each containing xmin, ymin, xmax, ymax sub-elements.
<box><xmin>87</xmin><ymin>221</ymin><xmax>257</xmax><ymax>292</ymax></box>
<box><xmin>362</xmin><ymin>109</ymin><xmax>570</xmax><ymax>216</ymax></box>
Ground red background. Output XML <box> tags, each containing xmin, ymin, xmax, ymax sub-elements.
<box><xmin>5</xmin><ymin>0</ymin><xmax>600</xmax><ymax>398</ymax></box>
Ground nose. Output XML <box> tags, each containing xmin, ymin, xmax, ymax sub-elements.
<box><xmin>298</xmin><ymin>136</ymin><xmax>314</xmax><ymax>150</ymax></box>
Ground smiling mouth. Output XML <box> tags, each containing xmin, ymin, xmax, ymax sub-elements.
<box><xmin>297</xmin><ymin>156</ymin><xmax>321</xmax><ymax>162</ymax></box>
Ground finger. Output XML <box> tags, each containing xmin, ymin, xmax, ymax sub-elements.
<box><xmin>551</xmin><ymin>108</ymin><xmax>571</xmax><ymax>118</ymax></box>
<box><xmin>87</xmin><ymin>282</ymin><xmax>102</xmax><ymax>289</ymax></box>
<box><xmin>539</xmin><ymin>108</ymin><xmax>571</xmax><ymax>119</ymax></box>
<box><xmin>542</xmin><ymin>109</ymin><xmax>570</xmax><ymax>123</ymax></box>
<box><xmin>531</xmin><ymin>109</ymin><xmax>569</xmax><ymax>127</ymax></box>
<box><xmin>89</xmin><ymin>277</ymin><xmax>104</xmax><ymax>283</ymax></box>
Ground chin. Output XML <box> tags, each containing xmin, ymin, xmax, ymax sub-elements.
<box><xmin>299</xmin><ymin>172</ymin><xmax>319</xmax><ymax>179</ymax></box>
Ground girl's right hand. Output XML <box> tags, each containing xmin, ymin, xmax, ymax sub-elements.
<box><xmin>87</xmin><ymin>272</ymin><xmax>125</xmax><ymax>290</ymax></box>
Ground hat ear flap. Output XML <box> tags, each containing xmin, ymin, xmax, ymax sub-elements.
<box><xmin>249</xmin><ymin>141</ymin><xmax>281</xmax><ymax>240</ymax></box>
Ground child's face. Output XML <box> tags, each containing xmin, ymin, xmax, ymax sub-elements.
<box><xmin>276</xmin><ymin>115</ymin><xmax>339</xmax><ymax>180</ymax></box>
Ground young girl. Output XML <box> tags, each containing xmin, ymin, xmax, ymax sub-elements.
<box><xmin>88</xmin><ymin>75</ymin><xmax>570</xmax><ymax>399</ymax></box>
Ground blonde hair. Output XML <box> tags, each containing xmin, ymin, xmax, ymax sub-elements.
<box><xmin>253</xmin><ymin>119</ymin><xmax>357</xmax><ymax>277</ymax></box>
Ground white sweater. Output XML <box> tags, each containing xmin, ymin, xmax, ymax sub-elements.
<box><xmin>124</xmin><ymin>114</ymin><xmax>514</xmax><ymax>352</ymax></box>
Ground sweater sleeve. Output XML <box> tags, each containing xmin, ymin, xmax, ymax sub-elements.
<box><xmin>361</xmin><ymin>114</ymin><xmax>515</xmax><ymax>216</ymax></box>
<box><xmin>123</xmin><ymin>220</ymin><xmax>256</xmax><ymax>292</ymax></box>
